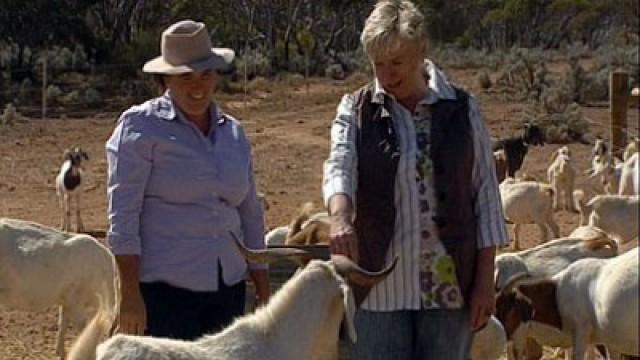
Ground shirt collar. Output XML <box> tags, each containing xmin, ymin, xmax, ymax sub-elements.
<box><xmin>372</xmin><ymin>59</ymin><xmax>457</xmax><ymax>107</ymax></box>
<box><xmin>153</xmin><ymin>92</ymin><xmax>226</xmax><ymax>126</ymax></box>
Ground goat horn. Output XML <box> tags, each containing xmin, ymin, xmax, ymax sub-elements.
<box><xmin>500</xmin><ymin>272</ymin><xmax>530</xmax><ymax>295</ymax></box>
<box><xmin>231</xmin><ymin>231</ymin><xmax>310</xmax><ymax>265</ymax></box>
<box><xmin>332</xmin><ymin>255</ymin><xmax>398</xmax><ymax>287</ymax></box>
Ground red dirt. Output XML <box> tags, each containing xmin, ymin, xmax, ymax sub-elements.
<box><xmin>0</xmin><ymin>70</ymin><xmax>637</xmax><ymax>359</ymax></box>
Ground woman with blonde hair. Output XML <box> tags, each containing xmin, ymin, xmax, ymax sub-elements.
<box><xmin>324</xmin><ymin>1</ymin><xmax>509</xmax><ymax>358</ymax></box>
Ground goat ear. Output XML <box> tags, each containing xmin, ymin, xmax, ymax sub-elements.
<box><xmin>341</xmin><ymin>283</ymin><xmax>357</xmax><ymax>343</ymax></box>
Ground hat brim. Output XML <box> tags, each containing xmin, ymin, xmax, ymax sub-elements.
<box><xmin>142</xmin><ymin>48</ymin><xmax>235</xmax><ymax>74</ymax></box>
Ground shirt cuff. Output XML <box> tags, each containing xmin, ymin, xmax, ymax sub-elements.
<box><xmin>323</xmin><ymin>178</ymin><xmax>353</xmax><ymax>207</ymax></box>
<box><xmin>248</xmin><ymin>262</ymin><xmax>269</xmax><ymax>271</ymax></box>
<box><xmin>107</xmin><ymin>232</ymin><xmax>142</xmax><ymax>255</ymax></box>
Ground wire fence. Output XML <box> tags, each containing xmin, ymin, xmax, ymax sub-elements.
<box><xmin>1</xmin><ymin>62</ymin><xmax>638</xmax><ymax>146</ymax></box>
<box><xmin>1</xmin><ymin>62</ymin><xmax>152</xmax><ymax>118</ymax></box>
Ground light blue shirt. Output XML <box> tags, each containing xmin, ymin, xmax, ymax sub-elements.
<box><xmin>106</xmin><ymin>93</ymin><xmax>266</xmax><ymax>292</ymax></box>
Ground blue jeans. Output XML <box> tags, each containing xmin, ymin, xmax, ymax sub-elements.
<box><xmin>349</xmin><ymin>308</ymin><xmax>472</xmax><ymax>360</ymax></box>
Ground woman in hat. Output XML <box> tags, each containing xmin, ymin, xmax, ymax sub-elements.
<box><xmin>106</xmin><ymin>20</ymin><xmax>270</xmax><ymax>340</ymax></box>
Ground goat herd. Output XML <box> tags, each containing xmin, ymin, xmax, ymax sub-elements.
<box><xmin>0</xmin><ymin>124</ymin><xmax>638</xmax><ymax>360</ymax></box>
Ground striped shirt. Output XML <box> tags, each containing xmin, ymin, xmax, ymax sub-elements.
<box><xmin>323</xmin><ymin>60</ymin><xmax>509</xmax><ymax>311</ymax></box>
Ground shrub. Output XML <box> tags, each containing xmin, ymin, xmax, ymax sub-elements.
<box><xmin>325</xmin><ymin>63</ymin><xmax>346</xmax><ymax>80</ymax></box>
<box><xmin>46</xmin><ymin>85</ymin><xmax>63</xmax><ymax>103</ymax></box>
<box><xmin>236</xmin><ymin>49</ymin><xmax>272</xmax><ymax>79</ymax></box>
<box><xmin>84</xmin><ymin>88</ymin><xmax>101</xmax><ymax>106</ymax></box>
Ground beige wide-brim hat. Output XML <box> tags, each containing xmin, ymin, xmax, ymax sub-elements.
<box><xmin>143</xmin><ymin>20</ymin><xmax>234</xmax><ymax>74</ymax></box>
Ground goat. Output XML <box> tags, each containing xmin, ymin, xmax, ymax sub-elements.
<box><xmin>2</xmin><ymin>103</ymin><xmax>16</xmax><ymax>125</ymax></box>
<box><xmin>574</xmin><ymin>190</ymin><xmax>639</xmax><ymax>245</ymax></box>
<box><xmin>493</xmin><ymin>231</ymin><xmax>618</xmax><ymax>358</ymax></box>
<box><xmin>96</xmin><ymin>237</ymin><xmax>397</xmax><ymax>360</ymax></box>
<box><xmin>618</xmin><ymin>152</ymin><xmax>639</xmax><ymax>195</ymax></box>
<box><xmin>494</xmin><ymin>149</ymin><xmax>508</xmax><ymax>184</ymax></box>
<box><xmin>496</xmin><ymin>250</ymin><xmax>639</xmax><ymax>360</ymax></box>
<box><xmin>285</xmin><ymin>202</ymin><xmax>330</xmax><ymax>246</ymax></box>
<box><xmin>470</xmin><ymin>315</ymin><xmax>507</xmax><ymax>360</ymax></box>
<box><xmin>493</xmin><ymin>123</ymin><xmax>545</xmax><ymax>177</ymax></box>
<box><xmin>265</xmin><ymin>202</ymin><xmax>330</xmax><ymax>246</ymax></box>
<box><xmin>622</xmin><ymin>137</ymin><xmax>638</xmax><ymax>162</ymax></box>
<box><xmin>0</xmin><ymin>217</ymin><xmax>119</xmax><ymax>360</ymax></box>
<box><xmin>591</xmin><ymin>136</ymin><xmax>608</xmax><ymax>158</ymax></box>
<box><xmin>56</xmin><ymin>147</ymin><xmax>89</xmax><ymax>232</ymax></box>
<box><xmin>499</xmin><ymin>178</ymin><xmax>559</xmax><ymax>250</ymax></box>
<box><xmin>265</xmin><ymin>225</ymin><xmax>290</xmax><ymax>246</ymax></box>
<box><xmin>547</xmin><ymin>146</ymin><xmax>576</xmax><ymax>212</ymax></box>
<box><xmin>587</xmin><ymin>152</ymin><xmax>623</xmax><ymax>194</ymax></box>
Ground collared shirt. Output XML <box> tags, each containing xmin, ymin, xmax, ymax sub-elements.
<box><xmin>323</xmin><ymin>60</ymin><xmax>509</xmax><ymax>311</ymax></box>
<box><xmin>106</xmin><ymin>93</ymin><xmax>266</xmax><ymax>292</ymax></box>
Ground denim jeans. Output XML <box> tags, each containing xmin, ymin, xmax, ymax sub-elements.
<box><xmin>349</xmin><ymin>308</ymin><xmax>472</xmax><ymax>360</ymax></box>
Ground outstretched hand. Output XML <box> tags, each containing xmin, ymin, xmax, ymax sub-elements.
<box><xmin>329</xmin><ymin>214</ymin><xmax>359</xmax><ymax>263</ymax></box>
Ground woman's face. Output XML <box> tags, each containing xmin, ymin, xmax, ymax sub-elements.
<box><xmin>371</xmin><ymin>38</ymin><xmax>425</xmax><ymax>101</ymax></box>
<box><xmin>165</xmin><ymin>70</ymin><xmax>217</xmax><ymax>122</ymax></box>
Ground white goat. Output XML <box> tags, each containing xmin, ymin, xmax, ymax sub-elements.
<box><xmin>96</xmin><ymin>243</ymin><xmax>396</xmax><ymax>360</ymax></box>
<box><xmin>470</xmin><ymin>315</ymin><xmax>507</xmax><ymax>360</ymax></box>
<box><xmin>496</xmin><ymin>250</ymin><xmax>639</xmax><ymax>360</ymax></box>
<box><xmin>0</xmin><ymin>218</ymin><xmax>119</xmax><ymax>360</ymax></box>
<box><xmin>499</xmin><ymin>178</ymin><xmax>559</xmax><ymax>250</ymax></box>
<box><xmin>494</xmin><ymin>149</ymin><xmax>508</xmax><ymax>183</ymax></box>
<box><xmin>574</xmin><ymin>190</ymin><xmax>639</xmax><ymax>245</ymax></box>
<box><xmin>547</xmin><ymin>146</ymin><xmax>576</xmax><ymax>212</ymax></box>
<box><xmin>618</xmin><ymin>152</ymin><xmax>639</xmax><ymax>195</ymax></box>
<box><xmin>265</xmin><ymin>225</ymin><xmax>290</xmax><ymax>246</ymax></box>
<box><xmin>494</xmin><ymin>232</ymin><xmax>618</xmax><ymax>292</ymax></box>
<box><xmin>56</xmin><ymin>147</ymin><xmax>89</xmax><ymax>232</ymax></box>
<box><xmin>587</xmin><ymin>152</ymin><xmax>623</xmax><ymax>194</ymax></box>
<box><xmin>622</xmin><ymin>137</ymin><xmax>638</xmax><ymax>162</ymax></box>
<box><xmin>1</xmin><ymin>103</ymin><xmax>16</xmax><ymax>125</ymax></box>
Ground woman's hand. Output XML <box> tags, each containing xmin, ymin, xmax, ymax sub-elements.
<box><xmin>329</xmin><ymin>213</ymin><xmax>359</xmax><ymax>263</ymax></box>
<box><xmin>469</xmin><ymin>276</ymin><xmax>495</xmax><ymax>331</ymax></box>
<box><xmin>249</xmin><ymin>269</ymin><xmax>271</xmax><ymax>307</ymax></box>
<box><xmin>114</xmin><ymin>255</ymin><xmax>146</xmax><ymax>335</ymax></box>
<box><xmin>469</xmin><ymin>247</ymin><xmax>497</xmax><ymax>331</ymax></box>
<box><xmin>118</xmin><ymin>287</ymin><xmax>147</xmax><ymax>335</ymax></box>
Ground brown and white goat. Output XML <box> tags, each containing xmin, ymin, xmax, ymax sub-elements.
<box><xmin>496</xmin><ymin>250</ymin><xmax>639</xmax><ymax>360</ymax></box>
<box><xmin>55</xmin><ymin>147</ymin><xmax>89</xmax><ymax>232</ymax></box>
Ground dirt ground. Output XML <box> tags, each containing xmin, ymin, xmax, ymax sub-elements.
<box><xmin>0</xmin><ymin>67</ymin><xmax>638</xmax><ymax>359</ymax></box>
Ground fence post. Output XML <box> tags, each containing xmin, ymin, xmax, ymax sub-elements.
<box><xmin>42</xmin><ymin>54</ymin><xmax>47</xmax><ymax>120</ymax></box>
<box><xmin>610</xmin><ymin>71</ymin><xmax>628</xmax><ymax>156</ymax></box>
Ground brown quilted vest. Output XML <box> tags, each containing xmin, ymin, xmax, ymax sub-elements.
<box><xmin>352</xmin><ymin>83</ymin><xmax>478</xmax><ymax>306</ymax></box>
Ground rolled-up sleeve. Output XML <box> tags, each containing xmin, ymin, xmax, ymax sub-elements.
<box><xmin>106</xmin><ymin>112</ymin><xmax>153</xmax><ymax>255</ymax></box>
<box><xmin>237</xmin><ymin>158</ymin><xmax>268</xmax><ymax>271</ymax></box>
<box><xmin>323</xmin><ymin>94</ymin><xmax>358</xmax><ymax>206</ymax></box>
<box><xmin>469</xmin><ymin>96</ymin><xmax>510</xmax><ymax>249</ymax></box>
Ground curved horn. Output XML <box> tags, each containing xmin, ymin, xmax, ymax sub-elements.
<box><xmin>500</xmin><ymin>272</ymin><xmax>530</xmax><ymax>295</ymax></box>
<box><xmin>231</xmin><ymin>232</ymin><xmax>309</xmax><ymax>265</ymax></box>
<box><xmin>332</xmin><ymin>255</ymin><xmax>399</xmax><ymax>287</ymax></box>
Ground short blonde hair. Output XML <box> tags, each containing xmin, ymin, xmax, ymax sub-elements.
<box><xmin>361</xmin><ymin>0</ymin><xmax>427</xmax><ymax>59</ymax></box>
